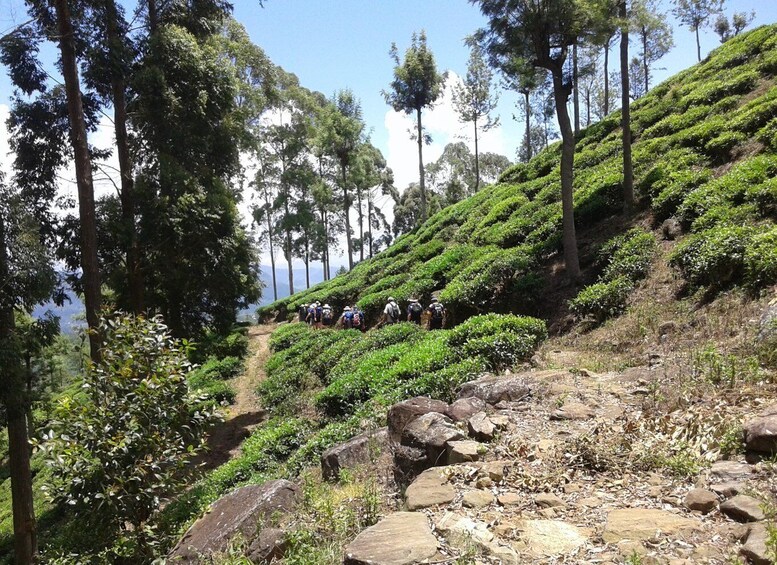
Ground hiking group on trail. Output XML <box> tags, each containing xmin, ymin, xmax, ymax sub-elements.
<box><xmin>298</xmin><ymin>297</ymin><xmax>446</xmax><ymax>331</ymax></box>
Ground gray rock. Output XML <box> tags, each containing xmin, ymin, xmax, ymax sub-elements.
<box><xmin>744</xmin><ymin>408</ymin><xmax>777</xmax><ymax>455</ymax></box>
<box><xmin>247</xmin><ymin>528</ymin><xmax>287</xmax><ymax>563</ymax></box>
<box><xmin>387</xmin><ymin>397</ymin><xmax>449</xmax><ymax>443</ymax></box>
<box><xmin>468</xmin><ymin>412</ymin><xmax>496</xmax><ymax>441</ymax></box>
<box><xmin>401</xmin><ymin>412</ymin><xmax>464</xmax><ymax>466</ymax></box>
<box><xmin>446</xmin><ymin>397</ymin><xmax>487</xmax><ymax>422</ymax></box>
<box><xmin>344</xmin><ymin>512</ymin><xmax>438</xmax><ymax>565</ymax></box>
<box><xmin>684</xmin><ymin>489</ymin><xmax>718</xmax><ymax>514</ymax></box>
<box><xmin>758</xmin><ymin>298</ymin><xmax>777</xmax><ymax>342</ymax></box>
<box><xmin>321</xmin><ymin>428</ymin><xmax>388</xmax><ymax>481</ymax></box>
<box><xmin>169</xmin><ymin>480</ymin><xmax>298</xmax><ymax>562</ymax></box>
<box><xmin>392</xmin><ymin>445</ymin><xmax>428</xmax><ymax>486</ymax></box>
<box><xmin>550</xmin><ymin>402</ymin><xmax>595</xmax><ymax>421</ymax></box>
<box><xmin>710</xmin><ymin>460</ymin><xmax>753</xmax><ymax>481</ymax></box>
<box><xmin>463</xmin><ymin>490</ymin><xmax>495</xmax><ymax>509</ymax></box>
<box><xmin>447</xmin><ymin>440</ymin><xmax>484</xmax><ymax>464</ymax></box>
<box><xmin>720</xmin><ymin>495</ymin><xmax>765</xmax><ymax>522</ymax></box>
<box><xmin>405</xmin><ymin>468</ymin><xmax>456</xmax><ymax>510</ymax></box>
<box><xmin>661</xmin><ymin>217</ymin><xmax>682</xmax><ymax>240</ymax></box>
<box><xmin>710</xmin><ymin>481</ymin><xmax>744</xmax><ymax>499</ymax></box>
<box><xmin>458</xmin><ymin>372</ymin><xmax>540</xmax><ymax>405</ymax></box>
<box><xmin>535</xmin><ymin>493</ymin><xmax>566</xmax><ymax>509</ymax></box>
<box><xmin>741</xmin><ymin>523</ymin><xmax>772</xmax><ymax>565</ymax></box>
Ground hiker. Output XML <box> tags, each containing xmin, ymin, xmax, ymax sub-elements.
<box><xmin>298</xmin><ymin>303</ymin><xmax>307</xmax><ymax>323</ymax></box>
<box><xmin>353</xmin><ymin>306</ymin><xmax>366</xmax><ymax>332</ymax></box>
<box><xmin>427</xmin><ymin>297</ymin><xmax>446</xmax><ymax>330</ymax></box>
<box><xmin>314</xmin><ymin>301</ymin><xmax>323</xmax><ymax>329</ymax></box>
<box><xmin>305</xmin><ymin>302</ymin><xmax>317</xmax><ymax>326</ymax></box>
<box><xmin>383</xmin><ymin>296</ymin><xmax>401</xmax><ymax>325</ymax></box>
<box><xmin>321</xmin><ymin>303</ymin><xmax>334</xmax><ymax>327</ymax></box>
<box><xmin>407</xmin><ymin>298</ymin><xmax>423</xmax><ymax>325</ymax></box>
<box><xmin>341</xmin><ymin>306</ymin><xmax>357</xmax><ymax>330</ymax></box>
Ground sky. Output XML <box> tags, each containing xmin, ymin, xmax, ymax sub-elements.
<box><xmin>1</xmin><ymin>0</ymin><xmax>777</xmax><ymax>267</ymax></box>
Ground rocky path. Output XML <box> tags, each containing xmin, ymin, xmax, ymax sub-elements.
<box><xmin>193</xmin><ymin>324</ymin><xmax>276</xmax><ymax>472</ymax></box>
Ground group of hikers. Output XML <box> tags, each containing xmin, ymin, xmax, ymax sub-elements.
<box><xmin>298</xmin><ymin>296</ymin><xmax>446</xmax><ymax>331</ymax></box>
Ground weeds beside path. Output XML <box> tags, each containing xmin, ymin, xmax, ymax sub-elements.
<box><xmin>193</xmin><ymin>323</ymin><xmax>278</xmax><ymax>472</ymax></box>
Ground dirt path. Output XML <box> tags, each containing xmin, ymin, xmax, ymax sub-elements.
<box><xmin>194</xmin><ymin>323</ymin><xmax>277</xmax><ymax>472</ymax></box>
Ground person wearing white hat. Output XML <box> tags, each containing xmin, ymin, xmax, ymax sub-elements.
<box><xmin>383</xmin><ymin>296</ymin><xmax>401</xmax><ymax>325</ymax></box>
<box><xmin>321</xmin><ymin>303</ymin><xmax>334</xmax><ymax>327</ymax></box>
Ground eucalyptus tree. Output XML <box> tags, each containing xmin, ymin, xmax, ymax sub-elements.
<box><xmin>392</xmin><ymin>183</ymin><xmax>443</xmax><ymax>237</ymax></box>
<box><xmin>383</xmin><ymin>30</ymin><xmax>446</xmax><ymax>223</ymax></box>
<box><xmin>452</xmin><ymin>43</ymin><xmax>500</xmax><ymax>192</ymax></box>
<box><xmin>618</xmin><ymin>0</ymin><xmax>635</xmax><ymax>211</ymax></box>
<box><xmin>502</xmin><ymin>59</ymin><xmax>545</xmax><ymax>162</ymax></box>
<box><xmin>714</xmin><ymin>10</ymin><xmax>754</xmax><ymax>42</ymax></box>
<box><xmin>632</xmin><ymin>0</ymin><xmax>674</xmax><ymax>94</ymax></box>
<box><xmin>475</xmin><ymin>0</ymin><xmax>599</xmax><ymax>280</ymax></box>
<box><xmin>427</xmin><ymin>142</ymin><xmax>511</xmax><ymax>203</ymax></box>
<box><xmin>673</xmin><ymin>0</ymin><xmax>725</xmax><ymax>61</ymax></box>
<box><xmin>352</xmin><ymin>142</ymin><xmax>394</xmax><ymax>259</ymax></box>
<box><xmin>252</xmin><ymin>148</ymin><xmax>281</xmax><ymax>302</ymax></box>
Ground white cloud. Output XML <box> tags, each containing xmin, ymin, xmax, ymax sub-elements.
<box><xmin>384</xmin><ymin>72</ymin><xmax>510</xmax><ymax>191</ymax></box>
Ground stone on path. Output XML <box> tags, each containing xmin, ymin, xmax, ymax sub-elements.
<box><xmin>468</xmin><ymin>412</ymin><xmax>496</xmax><ymax>441</ymax></box>
<box><xmin>247</xmin><ymin>528</ymin><xmax>287</xmax><ymax>563</ymax></box>
<box><xmin>550</xmin><ymin>402</ymin><xmax>595</xmax><ymax>421</ymax></box>
<box><xmin>740</xmin><ymin>523</ymin><xmax>772</xmax><ymax>565</ymax></box>
<box><xmin>344</xmin><ymin>512</ymin><xmax>438</xmax><ymax>565</ymax></box>
<box><xmin>480</xmin><ymin>460</ymin><xmax>511</xmax><ymax>483</ymax></box>
<box><xmin>446</xmin><ymin>440</ymin><xmax>484</xmax><ymax>464</ymax></box>
<box><xmin>458</xmin><ymin>371</ymin><xmax>546</xmax><ymax>404</ymax></box>
<box><xmin>744</xmin><ymin>405</ymin><xmax>777</xmax><ymax>455</ymax></box>
<box><xmin>710</xmin><ymin>460</ymin><xmax>753</xmax><ymax>481</ymax></box>
<box><xmin>405</xmin><ymin>468</ymin><xmax>456</xmax><ymax>511</ymax></box>
<box><xmin>684</xmin><ymin>489</ymin><xmax>718</xmax><ymax>514</ymax></box>
<box><xmin>321</xmin><ymin>428</ymin><xmax>388</xmax><ymax>481</ymax></box>
<box><xmin>710</xmin><ymin>481</ymin><xmax>744</xmax><ymax>499</ymax></box>
<box><xmin>535</xmin><ymin>493</ymin><xmax>566</xmax><ymax>509</ymax></box>
<box><xmin>401</xmin><ymin>412</ymin><xmax>464</xmax><ymax>466</ymax></box>
<box><xmin>720</xmin><ymin>495</ymin><xmax>765</xmax><ymax>522</ymax></box>
<box><xmin>446</xmin><ymin>397</ymin><xmax>486</xmax><ymax>422</ymax></box>
<box><xmin>168</xmin><ymin>480</ymin><xmax>299</xmax><ymax>562</ymax></box>
<box><xmin>463</xmin><ymin>490</ymin><xmax>495</xmax><ymax>509</ymax></box>
<box><xmin>436</xmin><ymin>512</ymin><xmax>519</xmax><ymax>564</ymax></box>
<box><xmin>512</xmin><ymin>519</ymin><xmax>588</xmax><ymax>556</ymax></box>
<box><xmin>388</xmin><ymin>397</ymin><xmax>449</xmax><ymax>442</ymax></box>
<box><xmin>602</xmin><ymin>508</ymin><xmax>700</xmax><ymax>543</ymax></box>
<box><xmin>498</xmin><ymin>492</ymin><xmax>521</xmax><ymax>506</ymax></box>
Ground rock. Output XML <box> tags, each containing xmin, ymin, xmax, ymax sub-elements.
<box><xmin>489</xmin><ymin>414</ymin><xmax>510</xmax><ymax>429</ymax></box>
<box><xmin>710</xmin><ymin>460</ymin><xmax>753</xmax><ymax>481</ymax></box>
<box><xmin>758</xmin><ymin>298</ymin><xmax>777</xmax><ymax>342</ymax></box>
<box><xmin>602</xmin><ymin>509</ymin><xmax>701</xmax><ymax>543</ymax></box>
<box><xmin>539</xmin><ymin>508</ymin><xmax>557</xmax><ymax>519</ymax></box>
<box><xmin>744</xmin><ymin>410</ymin><xmax>777</xmax><ymax>455</ymax></box>
<box><xmin>446</xmin><ymin>397</ymin><xmax>486</xmax><ymax>422</ymax></box>
<box><xmin>720</xmin><ymin>495</ymin><xmax>765</xmax><ymax>522</ymax></box>
<box><xmin>458</xmin><ymin>372</ymin><xmax>543</xmax><ymax>404</ymax></box>
<box><xmin>480</xmin><ymin>460</ymin><xmax>511</xmax><ymax>483</ymax></box>
<box><xmin>476</xmin><ymin>476</ymin><xmax>494</xmax><ymax>489</ymax></box>
<box><xmin>658</xmin><ymin>321</ymin><xmax>679</xmax><ymax>336</ymax></box>
<box><xmin>436</xmin><ymin>511</ymin><xmax>493</xmax><ymax>545</ymax></box>
<box><xmin>741</xmin><ymin>523</ymin><xmax>772</xmax><ymax>565</ymax></box>
<box><xmin>344</xmin><ymin>512</ymin><xmax>438</xmax><ymax>565</ymax></box>
<box><xmin>405</xmin><ymin>468</ymin><xmax>456</xmax><ymax>510</ymax></box>
<box><xmin>392</xmin><ymin>445</ymin><xmax>428</xmax><ymax>486</ymax></box>
<box><xmin>401</xmin><ymin>412</ymin><xmax>464</xmax><ymax>466</ymax></box>
<box><xmin>661</xmin><ymin>217</ymin><xmax>682</xmax><ymax>240</ymax></box>
<box><xmin>468</xmin><ymin>412</ymin><xmax>496</xmax><ymax>441</ymax></box>
<box><xmin>578</xmin><ymin>496</ymin><xmax>602</xmax><ymax>508</ymax></box>
<box><xmin>463</xmin><ymin>490</ymin><xmax>495</xmax><ymax>509</ymax></box>
<box><xmin>550</xmin><ymin>402</ymin><xmax>595</xmax><ymax>421</ymax></box>
<box><xmin>446</xmin><ymin>440</ymin><xmax>484</xmax><ymax>464</ymax></box>
<box><xmin>387</xmin><ymin>397</ymin><xmax>449</xmax><ymax>442</ymax></box>
<box><xmin>321</xmin><ymin>428</ymin><xmax>388</xmax><ymax>481</ymax></box>
<box><xmin>536</xmin><ymin>493</ymin><xmax>566</xmax><ymax>509</ymax></box>
<box><xmin>513</xmin><ymin>519</ymin><xmax>588</xmax><ymax>556</ymax></box>
<box><xmin>710</xmin><ymin>481</ymin><xmax>744</xmax><ymax>498</ymax></box>
<box><xmin>498</xmin><ymin>492</ymin><xmax>521</xmax><ymax>506</ymax></box>
<box><xmin>169</xmin><ymin>480</ymin><xmax>299</xmax><ymax>562</ymax></box>
<box><xmin>247</xmin><ymin>528</ymin><xmax>287</xmax><ymax>563</ymax></box>
<box><xmin>684</xmin><ymin>489</ymin><xmax>718</xmax><ymax>514</ymax></box>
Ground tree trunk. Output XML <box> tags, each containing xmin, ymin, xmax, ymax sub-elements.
<box><xmin>54</xmin><ymin>0</ymin><xmax>101</xmax><ymax>363</ymax></box>
<box><xmin>283</xmin><ymin>196</ymin><xmax>293</xmax><ymax>296</ymax></box>
<box><xmin>551</xmin><ymin>71</ymin><xmax>581</xmax><ymax>281</ymax></box>
<box><xmin>106</xmin><ymin>0</ymin><xmax>143</xmax><ymax>314</ymax></box>
<box><xmin>524</xmin><ymin>90</ymin><xmax>532</xmax><ymax>161</ymax></box>
<box><xmin>473</xmin><ymin>116</ymin><xmax>480</xmax><ymax>193</ymax></box>
<box><xmin>620</xmin><ymin>0</ymin><xmax>635</xmax><ymax>211</ymax></box>
<box><xmin>604</xmin><ymin>37</ymin><xmax>610</xmax><ymax>116</ymax></box>
<box><xmin>642</xmin><ymin>27</ymin><xmax>650</xmax><ymax>93</ymax></box>
<box><xmin>263</xmin><ymin>188</ymin><xmax>278</xmax><ymax>301</ymax></box>
<box><xmin>147</xmin><ymin>0</ymin><xmax>158</xmax><ymax>33</ymax></box>
<box><xmin>416</xmin><ymin>106</ymin><xmax>428</xmax><ymax>222</ymax></box>
<box><xmin>1</xmin><ymin>215</ymin><xmax>36</xmax><ymax>564</ymax></box>
<box><xmin>357</xmin><ymin>188</ymin><xmax>364</xmax><ymax>262</ymax></box>
<box><xmin>320</xmin><ymin>209</ymin><xmax>329</xmax><ymax>281</ymax></box>
<box><xmin>695</xmin><ymin>26</ymin><xmax>701</xmax><ymax>62</ymax></box>
<box><xmin>367</xmin><ymin>193</ymin><xmax>374</xmax><ymax>258</ymax></box>
<box><xmin>573</xmin><ymin>41</ymin><xmax>580</xmax><ymax>135</ymax></box>
<box><xmin>342</xmin><ymin>164</ymin><xmax>353</xmax><ymax>270</ymax></box>
<box><xmin>304</xmin><ymin>230</ymin><xmax>310</xmax><ymax>289</ymax></box>
<box><xmin>586</xmin><ymin>88</ymin><xmax>591</xmax><ymax>126</ymax></box>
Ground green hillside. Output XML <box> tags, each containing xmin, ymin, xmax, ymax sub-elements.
<box><xmin>264</xmin><ymin>25</ymin><xmax>777</xmax><ymax>324</ymax></box>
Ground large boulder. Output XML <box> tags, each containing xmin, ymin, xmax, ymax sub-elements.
<box><xmin>392</xmin><ymin>445</ymin><xmax>429</xmax><ymax>486</ymax></box>
<box><xmin>401</xmin><ymin>412</ymin><xmax>464</xmax><ymax>466</ymax></box>
<box><xmin>744</xmin><ymin>405</ymin><xmax>777</xmax><ymax>455</ymax></box>
<box><xmin>387</xmin><ymin>397</ymin><xmax>449</xmax><ymax>442</ymax></box>
<box><xmin>602</xmin><ymin>508</ymin><xmax>700</xmax><ymax>543</ymax></box>
<box><xmin>458</xmin><ymin>372</ymin><xmax>542</xmax><ymax>405</ymax></box>
<box><xmin>741</xmin><ymin>523</ymin><xmax>772</xmax><ymax>565</ymax></box>
<box><xmin>720</xmin><ymin>495</ymin><xmax>765</xmax><ymax>522</ymax></box>
<box><xmin>447</xmin><ymin>397</ymin><xmax>487</xmax><ymax>422</ymax></box>
<box><xmin>168</xmin><ymin>480</ymin><xmax>299</xmax><ymax>562</ymax></box>
<box><xmin>405</xmin><ymin>468</ymin><xmax>456</xmax><ymax>511</ymax></box>
<box><xmin>344</xmin><ymin>512</ymin><xmax>438</xmax><ymax>565</ymax></box>
<box><xmin>321</xmin><ymin>428</ymin><xmax>389</xmax><ymax>481</ymax></box>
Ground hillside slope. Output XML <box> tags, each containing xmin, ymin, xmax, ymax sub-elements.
<box><xmin>263</xmin><ymin>25</ymin><xmax>777</xmax><ymax>325</ymax></box>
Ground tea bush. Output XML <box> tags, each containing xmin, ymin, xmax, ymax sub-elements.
<box><xmin>598</xmin><ymin>229</ymin><xmax>658</xmax><ymax>282</ymax></box>
<box><xmin>193</xmin><ymin>355</ymin><xmax>243</xmax><ymax>381</ymax></box>
<box><xmin>569</xmin><ymin>277</ymin><xmax>634</xmax><ymax>322</ymax></box>
<box><xmin>744</xmin><ymin>227</ymin><xmax>777</xmax><ymax>289</ymax></box>
<box><xmin>670</xmin><ymin>225</ymin><xmax>753</xmax><ymax>288</ymax></box>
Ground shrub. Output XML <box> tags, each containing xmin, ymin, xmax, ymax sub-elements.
<box><xmin>569</xmin><ymin>277</ymin><xmax>634</xmax><ymax>322</ymax></box>
<box><xmin>193</xmin><ymin>355</ymin><xmax>243</xmax><ymax>381</ymax></box>
<box><xmin>448</xmin><ymin>313</ymin><xmax>547</xmax><ymax>361</ymax></box>
<box><xmin>598</xmin><ymin>229</ymin><xmax>658</xmax><ymax>283</ymax></box>
<box><xmin>192</xmin><ymin>329</ymin><xmax>249</xmax><ymax>363</ymax></box>
<box><xmin>669</xmin><ymin>225</ymin><xmax>753</xmax><ymax>287</ymax></box>
<box><xmin>744</xmin><ymin>227</ymin><xmax>777</xmax><ymax>289</ymax></box>
<box><xmin>704</xmin><ymin>131</ymin><xmax>747</xmax><ymax>161</ymax></box>
<box><xmin>269</xmin><ymin>322</ymin><xmax>311</xmax><ymax>352</ymax></box>
<box><xmin>188</xmin><ymin>377</ymin><xmax>236</xmax><ymax>404</ymax></box>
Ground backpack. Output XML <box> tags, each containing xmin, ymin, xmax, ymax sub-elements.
<box><xmin>307</xmin><ymin>306</ymin><xmax>316</xmax><ymax>321</ymax></box>
<box><xmin>322</xmin><ymin>307</ymin><xmax>332</xmax><ymax>321</ymax></box>
<box><xmin>343</xmin><ymin>311</ymin><xmax>354</xmax><ymax>328</ymax></box>
<box><xmin>353</xmin><ymin>310</ymin><xmax>362</xmax><ymax>327</ymax></box>
<box><xmin>315</xmin><ymin>306</ymin><xmax>323</xmax><ymax>322</ymax></box>
<box><xmin>409</xmin><ymin>302</ymin><xmax>423</xmax><ymax>315</ymax></box>
<box><xmin>388</xmin><ymin>301</ymin><xmax>400</xmax><ymax>321</ymax></box>
<box><xmin>431</xmin><ymin>303</ymin><xmax>444</xmax><ymax>320</ymax></box>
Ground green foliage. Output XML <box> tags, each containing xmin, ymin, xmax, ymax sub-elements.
<box><xmin>38</xmin><ymin>315</ymin><xmax>217</xmax><ymax>559</ymax></box>
<box><xmin>269</xmin><ymin>322</ymin><xmax>311</xmax><ymax>352</ymax></box>
<box><xmin>744</xmin><ymin>227</ymin><xmax>777</xmax><ymax>290</ymax></box>
<box><xmin>569</xmin><ymin>277</ymin><xmax>634</xmax><ymax>322</ymax></box>
<box><xmin>670</xmin><ymin>225</ymin><xmax>752</xmax><ymax>288</ymax></box>
<box><xmin>598</xmin><ymin>229</ymin><xmax>658</xmax><ymax>283</ymax></box>
<box><xmin>194</xmin><ymin>356</ymin><xmax>243</xmax><ymax>381</ymax></box>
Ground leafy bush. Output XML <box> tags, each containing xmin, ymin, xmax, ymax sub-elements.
<box><xmin>405</xmin><ymin>358</ymin><xmax>487</xmax><ymax>402</ymax></box>
<box><xmin>670</xmin><ymin>225</ymin><xmax>753</xmax><ymax>287</ymax></box>
<box><xmin>569</xmin><ymin>277</ymin><xmax>634</xmax><ymax>322</ymax></box>
<box><xmin>193</xmin><ymin>355</ymin><xmax>243</xmax><ymax>381</ymax></box>
<box><xmin>192</xmin><ymin>328</ymin><xmax>249</xmax><ymax>363</ymax></box>
<box><xmin>269</xmin><ymin>322</ymin><xmax>311</xmax><ymax>352</ymax></box>
<box><xmin>598</xmin><ymin>229</ymin><xmax>658</xmax><ymax>283</ymax></box>
<box><xmin>188</xmin><ymin>376</ymin><xmax>236</xmax><ymax>404</ymax></box>
<box><xmin>744</xmin><ymin>227</ymin><xmax>777</xmax><ymax>289</ymax></box>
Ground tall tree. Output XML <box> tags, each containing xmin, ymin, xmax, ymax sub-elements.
<box><xmin>475</xmin><ymin>0</ymin><xmax>590</xmax><ymax>280</ymax></box>
<box><xmin>619</xmin><ymin>0</ymin><xmax>635</xmax><ymax>211</ymax></box>
<box><xmin>452</xmin><ymin>43</ymin><xmax>500</xmax><ymax>192</ymax></box>
<box><xmin>672</xmin><ymin>0</ymin><xmax>725</xmax><ymax>62</ymax></box>
<box><xmin>383</xmin><ymin>30</ymin><xmax>445</xmax><ymax>223</ymax></box>
<box><xmin>252</xmin><ymin>149</ymin><xmax>280</xmax><ymax>302</ymax></box>
<box><xmin>427</xmin><ymin>141</ymin><xmax>511</xmax><ymax>203</ymax></box>
<box><xmin>632</xmin><ymin>0</ymin><xmax>674</xmax><ymax>94</ymax></box>
<box><xmin>713</xmin><ymin>10</ymin><xmax>754</xmax><ymax>42</ymax></box>
<box><xmin>501</xmin><ymin>58</ymin><xmax>542</xmax><ymax>162</ymax></box>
